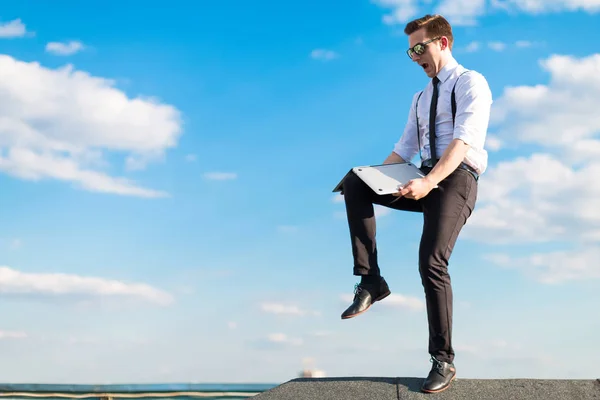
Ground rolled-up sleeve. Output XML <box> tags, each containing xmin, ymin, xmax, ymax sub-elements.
<box><xmin>452</xmin><ymin>72</ymin><xmax>493</xmax><ymax>148</ymax></box>
<box><xmin>393</xmin><ymin>91</ymin><xmax>421</xmax><ymax>162</ymax></box>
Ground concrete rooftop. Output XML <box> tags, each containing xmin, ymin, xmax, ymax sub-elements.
<box><xmin>253</xmin><ymin>377</ymin><xmax>600</xmax><ymax>400</ymax></box>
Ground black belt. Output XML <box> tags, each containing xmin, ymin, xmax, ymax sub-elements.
<box><xmin>421</xmin><ymin>159</ymin><xmax>479</xmax><ymax>181</ymax></box>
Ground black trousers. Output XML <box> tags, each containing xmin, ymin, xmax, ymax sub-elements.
<box><xmin>342</xmin><ymin>166</ymin><xmax>477</xmax><ymax>364</ymax></box>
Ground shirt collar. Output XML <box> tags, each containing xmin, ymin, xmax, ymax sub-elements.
<box><xmin>435</xmin><ymin>56</ymin><xmax>459</xmax><ymax>84</ymax></box>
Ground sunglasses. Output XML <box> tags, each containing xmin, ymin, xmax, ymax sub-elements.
<box><xmin>406</xmin><ymin>37</ymin><xmax>441</xmax><ymax>59</ymax></box>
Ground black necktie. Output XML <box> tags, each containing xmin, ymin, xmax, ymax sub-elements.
<box><xmin>429</xmin><ymin>76</ymin><xmax>440</xmax><ymax>164</ymax></box>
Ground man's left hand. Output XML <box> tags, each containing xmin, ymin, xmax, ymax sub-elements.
<box><xmin>393</xmin><ymin>178</ymin><xmax>436</xmax><ymax>200</ymax></box>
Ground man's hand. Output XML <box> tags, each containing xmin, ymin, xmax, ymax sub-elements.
<box><xmin>393</xmin><ymin>177</ymin><xmax>436</xmax><ymax>200</ymax></box>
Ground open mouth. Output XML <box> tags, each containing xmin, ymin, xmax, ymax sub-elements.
<box><xmin>421</xmin><ymin>63</ymin><xmax>429</xmax><ymax>70</ymax></box>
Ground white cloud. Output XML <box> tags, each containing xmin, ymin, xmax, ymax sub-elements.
<box><xmin>485</xmin><ymin>134</ymin><xmax>502</xmax><ymax>151</ymax></box>
<box><xmin>491</xmin><ymin>54</ymin><xmax>600</xmax><ymax>159</ymax></box>
<box><xmin>463</xmin><ymin>53</ymin><xmax>600</xmax><ymax>244</ymax></box>
<box><xmin>488</xmin><ymin>41</ymin><xmax>506</xmax><ymax>51</ymax></box>
<box><xmin>375</xmin><ymin>205</ymin><xmax>392</xmax><ymax>217</ymax></box>
<box><xmin>9</xmin><ymin>238</ymin><xmax>22</xmax><ymax>250</ymax></box>
<box><xmin>373</xmin><ymin>0</ymin><xmax>599</xmax><ymax>27</ymax></box>
<box><xmin>465</xmin><ymin>153</ymin><xmax>600</xmax><ymax>244</ymax></box>
<box><xmin>454</xmin><ymin>338</ymin><xmax>525</xmax><ymax>358</ymax></box>
<box><xmin>45</xmin><ymin>41</ymin><xmax>85</xmax><ymax>56</ymax></box>
<box><xmin>381</xmin><ymin>293</ymin><xmax>426</xmax><ymax>311</ymax></box>
<box><xmin>0</xmin><ymin>330</ymin><xmax>27</xmax><ymax>339</ymax></box>
<box><xmin>462</xmin><ymin>40</ymin><xmax>538</xmax><ymax>53</ymax></box>
<box><xmin>266</xmin><ymin>333</ymin><xmax>303</xmax><ymax>346</ymax></box>
<box><xmin>492</xmin><ymin>0</ymin><xmax>600</xmax><ymax>13</ymax></box>
<box><xmin>372</xmin><ymin>0</ymin><xmax>485</xmax><ymax>26</ymax></box>
<box><xmin>308</xmin><ymin>331</ymin><xmax>334</xmax><ymax>338</ymax></box>
<box><xmin>485</xmin><ymin>248</ymin><xmax>600</xmax><ymax>283</ymax></box>
<box><xmin>332</xmin><ymin>193</ymin><xmax>345</xmax><ymax>203</ymax></box>
<box><xmin>0</xmin><ymin>55</ymin><xmax>182</xmax><ymax>197</ymax></box>
<box><xmin>310</xmin><ymin>49</ymin><xmax>339</xmax><ymax>61</ymax></box>
<box><xmin>436</xmin><ymin>0</ymin><xmax>486</xmax><ymax>26</ymax></box>
<box><xmin>277</xmin><ymin>225</ymin><xmax>298</xmax><ymax>233</ymax></box>
<box><xmin>465</xmin><ymin>41</ymin><xmax>481</xmax><ymax>52</ymax></box>
<box><xmin>0</xmin><ymin>19</ymin><xmax>29</xmax><ymax>38</ymax></box>
<box><xmin>373</xmin><ymin>0</ymin><xmax>420</xmax><ymax>24</ymax></box>
<box><xmin>515</xmin><ymin>40</ymin><xmax>533</xmax><ymax>48</ymax></box>
<box><xmin>0</xmin><ymin>149</ymin><xmax>168</xmax><ymax>198</ymax></box>
<box><xmin>203</xmin><ymin>172</ymin><xmax>237</xmax><ymax>180</ymax></box>
<box><xmin>260</xmin><ymin>302</ymin><xmax>320</xmax><ymax>317</ymax></box>
<box><xmin>0</xmin><ymin>266</ymin><xmax>174</xmax><ymax>306</ymax></box>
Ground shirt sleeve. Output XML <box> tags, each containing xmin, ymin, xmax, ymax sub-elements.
<box><xmin>452</xmin><ymin>71</ymin><xmax>493</xmax><ymax>148</ymax></box>
<box><xmin>393</xmin><ymin>91</ymin><xmax>422</xmax><ymax>162</ymax></box>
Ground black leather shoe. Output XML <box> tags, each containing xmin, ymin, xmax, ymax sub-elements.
<box><xmin>421</xmin><ymin>356</ymin><xmax>456</xmax><ymax>393</ymax></box>
<box><xmin>340</xmin><ymin>277</ymin><xmax>390</xmax><ymax>319</ymax></box>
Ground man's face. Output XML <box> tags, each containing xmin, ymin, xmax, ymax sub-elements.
<box><xmin>407</xmin><ymin>28</ymin><xmax>446</xmax><ymax>78</ymax></box>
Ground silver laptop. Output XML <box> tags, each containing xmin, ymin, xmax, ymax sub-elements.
<box><xmin>332</xmin><ymin>162</ymin><xmax>431</xmax><ymax>195</ymax></box>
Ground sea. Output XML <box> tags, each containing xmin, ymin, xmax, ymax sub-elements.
<box><xmin>0</xmin><ymin>383</ymin><xmax>279</xmax><ymax>400</ymax></box>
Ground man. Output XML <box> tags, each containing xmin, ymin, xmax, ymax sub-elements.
<box><xmin>339</xmin><ymin>14</ymin><xmax>492</xmax><ymax>394</ymax></box>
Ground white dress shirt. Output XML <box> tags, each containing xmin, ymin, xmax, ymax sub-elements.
<box><xmin>393</xmin><ymin>56</ymin><xmax>493</xmax><ymax>175</ymax></box>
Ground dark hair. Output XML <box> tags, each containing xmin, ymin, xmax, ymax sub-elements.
<box><xmin>404</xmin><ymin>14</ymin><xmax>454</xmax><ymax>49</ymax></box>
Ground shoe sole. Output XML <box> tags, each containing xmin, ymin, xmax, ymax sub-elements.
<box><xmin>340</xmin><ymin>290</ymin><xmax>391</xmax><ymax>320</ymax></box>
<box><xmin>420</xmin><ymin>374</ymin><xmax>456</xmax><ymax>394</ymax></box>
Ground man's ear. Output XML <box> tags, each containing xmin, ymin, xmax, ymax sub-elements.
<box><xmin>440</xmin><ymin>36</ymin><xmax>449</xmax><ymax>50</ymax></box>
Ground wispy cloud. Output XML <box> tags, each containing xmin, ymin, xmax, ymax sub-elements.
<box><xmin>372</xmin><ymin>0</ymin><xmax>600</xmax><ymax>27</ymax></box>
<box><xmin>277</xmin><ymin>225</ymin><xmax>298</xmax><ymax>233</ymax></box>
<box><xmin>436</xmin><ymin>0</ymin><xmax>486</xmax><ymax>26</ymax></box>
<box><xmin>45</xmin><ymin>40</ymin><xmax>85</xmax><ymax>56</ymax></box>
<box><xmin>250</xmin><ymin>332</ymin><xmax>304</xmax><ymax>349</ymax></box>
<box><xmin>485</xmin><ymin>135</ymin><xmax>503</xmax><ymax>151</ymax></box>
<box><xmin>492</xmin><ymin>0</ymin><xmax>600</xmax><ymax>13</ymax></box>
<box><xmin>381</xmin><ymin>294</ymin><xmax>426</xmax><ymax>311</ymax></box>
<box><xmin>454</xmin><ymin>338</ymin><xmax>525</xmax><ymax>358</ymax></box>
<box><xmin>266</xmin><ymin>333</ymin><xmax>303</xmax><ymax>346</ymax></box>
<box><xmin>373</xmin><ymin>0</ymin><xmax>420</xmax><ymax>25</ymax></box>
<box><xmin>485</xmin><ymin>249</ymin><xmax>600</xmax><ymax>284</ymax></box>
<box><xmin>0</xmin><ymin>19</ymin><xmax>31</xmax><ymax>38</ymax></box>
<box><xmin>261</xmin><ymin>302</ymin><xmax>320</xmax><ymax>317</ymax></box>
<box><xmin>0</xmin><ymin>330</ymin><xmax>27</xmax><ymax>339</ymax></box>
<box><xmin>307</xmin><ymin>331</ymin><xmax>334</xmax><ymax>338</ymax></box>
<box><xmin>464</xmin><ymin>41</ymin><xmax>481</xmax><ymax>52</ymax></box>
<box><xmin>0</xmin><ymin>266</ymin><xmax>174</xmax><ymax>306</ymax></box>
<box><xmin>488</xmin><ymin>41</ymin><xmax>507</xmax><ymax>51</ymax></box>
<box><xmin>515</xmin><ymin>40</ymin><xmax>534</xmax><ymax>48</ymax></box>
<box><xmin>372</xmin><ymin>0</ymin><xmax>484</xmax><ymax>26</ymax></box>
<box><xmin>462</xmin><ymin>40</ymin><xmax>541</xmax><ymax>53</ymax></box>
<box><xmin>310</xmin><ymin>49</ymin><xmax>339</xmax><ymax>61</ymax></box>
<box><xmin>203</xmin><ymin>172</ymin><xmax>237</xmax><ymax>180</ymax></box>
<box><xmin>9</xmin><ymin>238</ymin><xmax>22</xmax><ymax>250</ymax></box>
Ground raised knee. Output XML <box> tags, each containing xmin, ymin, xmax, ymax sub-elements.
<box><xmin>342</xmin><ymin>171</ymin><xmax>365</xmax><ymax>193</ymax></box>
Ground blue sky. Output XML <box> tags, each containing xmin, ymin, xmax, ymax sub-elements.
<box><xmin>0</xmin><ymin>0</ymin><xmax>599</xmax><ymax>385</ymax></box>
